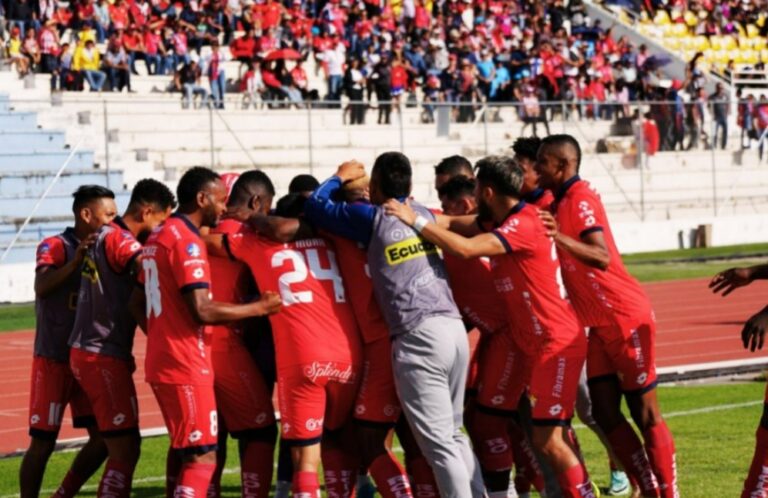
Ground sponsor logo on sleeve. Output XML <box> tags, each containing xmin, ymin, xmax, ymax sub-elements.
<box><xmin>187</xmin><ymin>243</ymin><xmax>201</xmax><ymax>257</ymax></box>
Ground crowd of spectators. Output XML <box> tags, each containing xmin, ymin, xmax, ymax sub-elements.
<box><xmin>0</xmin><ymin>0</ymin><xmax>766</xmax><ymax>148</ymax></box>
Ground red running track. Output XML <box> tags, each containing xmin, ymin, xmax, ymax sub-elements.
<box><xmin>0</xmin><ymin>277</ymin><xmax>766</xmax><ymax>456</ymax></box>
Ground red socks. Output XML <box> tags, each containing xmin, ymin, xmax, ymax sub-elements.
<box><xmin>292</xmin><ymin>470</ymin><xmax>320</xmax><ymax>498</ymax></box>
<box><xmin>52</xmin><ymin>470</ymin><xmax>88</xmax><ymax>498</ymax></box>
<box><xmin>407</xmin><ymin>456</ymin><xmax>439</xmax><ymax>498</ymax></box>
<box><xmin>174</xmin><ymin>462</ymin><xmax>216</xmax><ymax>498</ymax></box>
<box><xmin>643</xmin><ymin>421</ymin><xmax>679</xmax><ymax>498</ymax></box>
<box><xmin>470</xmin><ymin>410</ymin><xmax>514</xmax><ymax>472</ymax></box>
<box><xmin>97</xmin><ymin>459</ymin><xmax>135</xmax><ymax>498</ymax></box>
<box><xmin>557</xmin><ymin>463</ymin><xmax>596</xmax><ymax>498</ymax></box>
<box><xmin>743</xmin><ymin>426</ymin><xmax>768</xmax><ymax>498</ymax></box>
<box><xmin>322</xmin><ymin>444</ymin><xmax>357</xmax><ymax>498</ymax></box>
<box><xmin>607</xmin><ymin>420</ymin><xmax>659</xmax><ymax>496</ymax></box>
<box><xmin>508</xmin><ymin>423</ymin><xmax>545</xmax><ymax>493</ymax></box>
<box><xmin>241</xmin><ymin>441</ymin><xmax>275</xmax><ymax>498</ymax></box>
<box><xmin>369</xmin><ymin>452</ymin><xmax>412</xmax><ymax>498</ymax></box>
<box><xmin>166</xmin><ymin>450</ymin><xmax>182</xmax><ymax>498</ymax></box>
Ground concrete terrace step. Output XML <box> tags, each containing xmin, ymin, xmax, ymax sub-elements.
<box><xmin>0</xmin><ymin>130</ymin><xmax>67</xmax><ymax>152</ymax></box>
<box><xmin>0</xmin><ymin>150</ymin><xmax>95</xmax><ymax>172</ymax></box>
<box><xmin>0</xmin><ymin>169</ymin><xmax>124</xmax><ymax>197</ymax></box>
<box><xmin>0</xmin><ymin>112</ymin><xmax>38</xmax><ymax>131</ymax></box>
<box><xmin>0</xmin><ymin>191</ymin><xmax>131</xmax><ymax>220</ymax></box>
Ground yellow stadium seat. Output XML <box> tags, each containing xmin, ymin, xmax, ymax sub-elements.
<box><xmin>654</xmin><ymin>10</ymin><xmax>671</xmax><ymax>25</ymax></box>
<box><xmin>723</xmin><ymin>36</ymin><xmax>738</xmax><ymax>50</ymax></box>
<box><xmin>739</xmin><ymin>36</ymin><xmax>752</xmax><ymax>49</ymax></box>
<box><xmin>735</xmin><ymin>23</ymin><xmax>746</xmax><ymax>37</ymax></box>
<box><xmin>672</xmin><ymin>23</ymin><xmax>689</xmax><ymax>37</ymax></box>
<box><xmin>761</xmin><ymin>48</ymin><xmax>768</xmax><ymax>63</ymax></box>
<box><xmin>715</xmin><ymin>50</ymin><xmax>731</xmax><ymax>65</ymax></box>
<box><xmin>703</xmin><ymin>48</ymin><xmax>714</xmax><ymax>61</ymax></box>
<box><xmin>710</xmin><ymin>36</ymin><xmax>723</xmax><ymax>50</ymax></box>
<box><xmin>747</xmin><ymin>24</ymin><xmax>760</xmax><ymax>38</ymax></box>
<box><xmin>695</xmin><ymin>35</ymin><xmax>710</xmax><ymax>51</ymax></box>
<box><xmin>684</xmin><ymin>11</ymin><xmax>698</xmax><ymax>27</ymax></box>
<box><xmin>730</xmin><ymin>48</ymin><xmax>744</xmax><ymax>63</ymax></box>
<box><xmin>744</xmin><ymin>50</ymin><xmax>759</xmax><ymax>64</ymax></box>
<box><xmin>754</xmin><ymin>38</ymin><xmax>767</xmax><ymax>51</ymax></box>
<box><xmin>664</xmin><ymin>38</ymin><xmax>681</xmax><ymax>51</ymax></box>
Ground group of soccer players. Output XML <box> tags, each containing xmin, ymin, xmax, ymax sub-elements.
<box><xmin>20</xmin><ymin>133</ymin><xmax>688</xmax><ymax>498</ymax></box>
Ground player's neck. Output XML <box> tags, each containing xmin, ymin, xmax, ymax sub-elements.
<box><xmin>120</xmin><ymin>211</ymin><xmax>144</xmax><ymax>239</ymax></box>
<box><xmin>73</xmin><ymin>222</ymin><xmax>91</xmax><ymax>241</ymax></box>
<box><xmin>491</xmin><ymin>197</ymin><xmax>521</xmax><ymax>224</ymax></box>
<box><xmin>176</xmin><ymin>210</ymin><xmax>204</xmax><ymax>230</ymax></box>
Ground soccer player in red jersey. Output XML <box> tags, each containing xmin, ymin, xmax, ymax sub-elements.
<box><xmin>207</xmin><ymin>191</ymin><xmax>363</xmax><ymax>498</ymax></box>
<box><xmin>385</xmin><ymin>156</ymin><xmax>595</xmax><ymax>498</ymax></box>
<box><xmin>19</xmin><ymin>186</ymin><xmax>115</xmax><ymax>498</ymax></box>
<box><xmin>536</xmin><ymin>134</ymin><xmax>678</xmax><ymax>498</ymax></box>
<box><xmin>68</xmin><ymin>179</ymin><xmax>175</xmax><ymax>498</ymax></box>
<box><xmin>710</xmin><ymin>263</ymin><xmax>768</xmax><ymax>497</ymax></box>
<box><xmin>511</xmin><ymin>136</ymin><xmax>555</xmax><ymax>210</ymax></box>
<box><xmin>437</xmin><ymin>176</ymin><xmax>547</xmax><ymax>498</ymax></box>
<box><xmin>209</xmin><ymin>171</ymin><xmax>279</xmax><ymax>498</ymax></box>
<box><xmin>138</xmin><ymin>167</ymin><xmax>281</xmax><ymax>498</ymax></box>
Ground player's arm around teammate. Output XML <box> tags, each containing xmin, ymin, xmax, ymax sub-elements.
<box><xmin>385</xmin><ymin>157</ymin><xmax>596</xmax><ymax>498</ymax></box>
<box><xmin>711</xmin><ymin>263</ymin><xmax>768</xmax><ymax>497</ymax></box>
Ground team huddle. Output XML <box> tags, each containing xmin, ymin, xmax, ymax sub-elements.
<box><xmin>20</xmin><ymin>133</ymin><xmax>691</xmax><ymax>498</ymax></box>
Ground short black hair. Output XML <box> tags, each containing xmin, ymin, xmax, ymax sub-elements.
<box><xmin>129</xmin><ymin>178</ymin><xmax>176</xmax><ymax>211</ymax></box>
<box><xmin>434</xmin><ymin>155</ymin><xmax>473</xmax><ymax>177</ymax></box>
<box><xmin>177</xmin><ymin>167</ymin><xmax>221</xmax><ymax>206</ymax></box>
<box><xmin>72</xmin><ymin>185</ymin><xmax>115</xmax><ymax>212</ymax></box>
<box><xmin>372</xmin><ymin>151</ymin><xmax>412</xmax><ymax>198</ymax></box>
<box><xmin>274</xmin><ymin>193</ymin><xmax>307</xmax><ymax>218</ymax></box>
<box><xmin>511</xmin><ymin>136</ymin><xmax>542</xmax><ymax>163</ymax></box>
<box><xmin>229</xmin><ymin>170</ymin><xmax>276</xmax><ymax>207</ymax></box>
<box><xmin>474</xmin><ymin>156</ymin><xmax>523</xmax><ymax>197</ymax></box>
<box><xmin>540</xmin><ymin>134</ymin><xmax>582</xmax><ymax>170</ymax></box>
<box><xmin>438</xmin><ymin>176</ymin><xmax>475</xmax><ymax>202</ymax></box>
<box><xmin>288</xmin><ymin>174</ymin><xmax>319</xmax><ymax>194</ymax></box>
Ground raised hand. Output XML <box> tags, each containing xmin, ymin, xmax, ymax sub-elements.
<box><xmin>709</xmin><ymin>267</ymin><xmax>754</xmax><ymax>296</ymax></box>
<box><xmin>336</xmin><ymin>160</ymin><xmax>367</xmax><ymax>183</ymax></box>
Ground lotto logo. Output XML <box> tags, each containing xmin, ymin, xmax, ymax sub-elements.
<box><xmin>305</xmin><ymin>418</ymin><xmax>324</xmax><ymax>431</ymax></box>
<box><xmin>637</xmin><ymin>373</ymin><xmax>648</xmax><ymax>385</ymax></box>
<box><xmin>491</xmin><ymin>395</ymin><xmax>505</xmax><ymax>406</ymax></box>
<box><xmin>192</xmin><ymin>268</ymin><xmax>204</xmax><ymax>279</ymax></box>
<box><xmin>30</xmin><ymin>414</ymin><xmax>40</xmax><ymax>425</ymax></box>
<box><xmin>355</xmin><ymin>405</ymin><xmax>366</xmax><ymax>416</ymax></box>
<box><xmin>112</xmin><ymin>413</ymin><xmax>126</xmax><ymax>426</ymax></box>
<box><xmin>548</xmin><ymin>404</ymin><xmax>563</xmax><ymax>416</ymax></box>
<box><xmin>383</xmin><ymin>405</ymin><xmax>397</xmax><ymax>417</ymax></box>
<box><xmin>188</xmin><ymin>430</ymin><xmax>203</xmax><ymax>443</ymax></box>
<box><xmin>281</xmin><ymin>422</ymin><xmax>291</xmax><ymax>435</ymax></box>
<box><xmin>255</xmin><ymin>412</ymin><xmax>267</xmax><ymax>424</ymax></box>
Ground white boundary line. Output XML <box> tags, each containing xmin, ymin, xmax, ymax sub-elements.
<box><xmin>658</xmin><ymin>357</ymin><xmax>768</xmax><ymax>376</ymax></box>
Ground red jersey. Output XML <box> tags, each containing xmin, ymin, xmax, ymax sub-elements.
<box><xmin>143</xmin><ymin>214</ymin><xmax>214</xmax><ymax>385</ymax></box>
<box><xmin>490</xmin><ymin>202</ymin><xmax>582</xmax><ymax>357</ymax></box>
<box><xmin>443</xmin><ymin>254</ymin><xmax>508</xmax><ymax>335</ymax></box>
<box><xmin>324</xmin><ymin>232</ymin><xmax>389</xmax><ymax>344</ymax></box>
<box><xmin>524</xmin><ymin>188</ymin><xmax>555</xmax><ymax>210</ymax></box>
<box><xmin>209</xmin><ymin>219</ymin><xmax>254</xmax><ymax>353</ymax></box>
<box><xmin>225</xmin><ymin>232</ymin><xmax>361</xmax><ymax>368</ymax></box>
<box><xmin>553</xmin><ymin>176</ymin><xmax>652</xmax><ymax>327</ymax></box>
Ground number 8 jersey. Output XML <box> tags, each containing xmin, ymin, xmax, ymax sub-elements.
<box><xmin>142</xmin><ymin>214</ymin><xmax>215</xmax><ymax>386</ymax></box>
<box><xmin>225</xmin><ymin>231</ymin><xmax>362</xmax><ymax>368</ymax></box>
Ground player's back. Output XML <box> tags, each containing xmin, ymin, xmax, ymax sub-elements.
<box><xmin>227</xmin><ymin>232</ymin><xmax>362</xmax><ymax>368</ymax></box>
<box><xmin>490</xmin><ymin>203</ymin><xmax>582</xmax><ymax>357</ymax></box>
<box><xmin>325</xmin><ymin>232</ymin><xmax>389</xmax><ymax>344</ymax></box>
<box><xmin>443</xmin><ymin>254</ymin><xmax>508</xmax><ymax>335</ymax></box>
<box><xmin>34</xmin><ymin>229</ymin><xmax>81</xmax><ymax>362</ymax></box>
<box><xmin>69</xmin><ymin>218</ymin><xmax>141</xmax><ymax>360</ymax></box>
<box><xmin>555</xmin><ymin>178</ymin><xmax>652</xmax><ymax>326</ymax></box>
<box><xmin>209</xmin><ymin>219</ymin><xmax>255</xmax><ymax>351</ymax></box>
<box><xmin>143</xmin><ymin>214</ymin><xmax>215</xmax><ymax>385</ymax></box>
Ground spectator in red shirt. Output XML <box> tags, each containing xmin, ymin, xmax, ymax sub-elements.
<box><xmin>121</xmin><ymin>25</ymin><xmax>145</xmax><ymax>75</ymax></box>
<box><xmin>109</xmin><ymin>0</ymin><xmax>130</xmax><ymax>32</ymax></box>
<box><xmin>229</xmin><ymin>28</ymin><xmax>256</xmax><ymax>66</ymax></box>
<box><xmin>142</xmin><ymin>25</ymin><xmax>164</xmax><ymax>75</ymax></box>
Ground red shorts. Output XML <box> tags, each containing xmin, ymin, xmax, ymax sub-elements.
<box><xmin>212</xmin><ymin>345</ymin><xmax>275</xmax><ymax>436</ymax></box>
<box><xmin>475</xmin><ymin>332</ymin><xmax>526</xmax><ymax>413</ymax></box>
<box><xmin>28</xmin><ymin>356</ymin><xmax>94</xmax><ymax>439</ymax></box>
<box><xmin>151</xmin><ymin>383</ymin><xmax>219</xmax><ymax>453</ymax></box>
<box><xmin>466</xmin><ymin>329</ymin><xmax>482</xmax><ymax>393</ymax></box>
<box><xmin>354</xmin><ymin>338</ymin><xmax>401</xmax><ymax>424</ymax></box>
<box><xmin>588</xmin><ymin>316</ymin><xmax>658</xmax><ymax>393</ymax></box>
<box><xmin>527</xmin><ymin>349</ymin><xmax>585</xmax><ymax>424</ymax></box>
<box><xmin>69</xmin><ymin>349</ymin><xmax>139</xmax><ymax>435</ymax></box>
<box><xmin>277</xmin><ymin>361</ymin><xmax>360</xmax><ymax>442</ymax></box>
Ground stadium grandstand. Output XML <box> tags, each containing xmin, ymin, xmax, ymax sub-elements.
<box><xmin>1</xmin><ymin>0</ymin><xmax>768</xmax><ymax>497</ymax></box>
